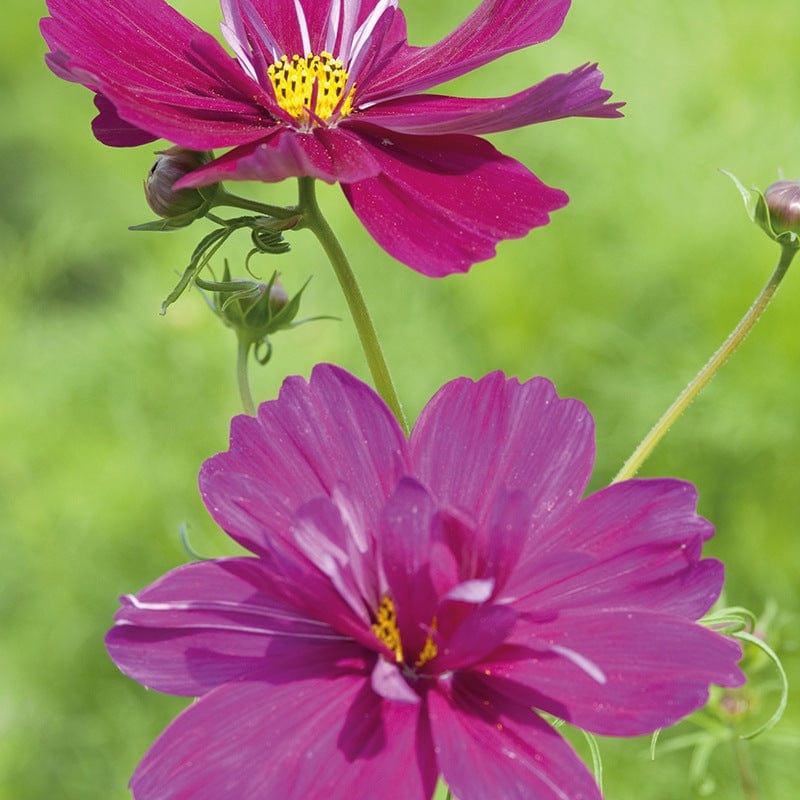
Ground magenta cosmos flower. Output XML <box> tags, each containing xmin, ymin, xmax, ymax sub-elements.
<box><xmin>107</xmin><ymin>365</ymin><xmax>743</xmax><ymax>799</ymax></box>
<box><xmin>41</xmin><ymin>0</ymin><xmax>622</xmax><ymax>276</ymax></box>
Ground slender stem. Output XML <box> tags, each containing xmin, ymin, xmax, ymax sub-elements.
<box><xmin>733</xmin><ymin>738</ymin><xmax>760</xmax><ymax>800</ymax></box>
<box><xmin>614</xmin><ymin>245</ymin><xmax>797</xmax><ymax>482</ymax></box>
<box><xmin>236</xmin><ymin>336</ymin><xmax>257</xmax><ymax>416</ymax></box>
<box><xmin>213</xmin><ymin>188</ymin><xmax>299</xmax><ymax>219</ymax></box>
<box><xmin>296</xmin><ymin>177</ymin><xmax>409</xmax><ymax>434</ymax></box>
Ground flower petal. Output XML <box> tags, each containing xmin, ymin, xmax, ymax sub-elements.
<box><xmin>341</xmin><ymin>126</ymin><xmax>568</xmax><ymax>275</ymax></box>
<box><xmin>91</xmin><ymin>93</ymin><xmax>158</xmax><ymax>147</ymax></box>
<box><xmin>359</xmin><ymin>63</ymin><xmax>623</xmax><ymax>135</ymax></box>
<box><xmin>490</xmin><ymin>609</ymin><xmax>745</xmax><ymax>736</ymax></box>
<box><xmin>42</xmin><ymin>0</ymin><xmax>277</xmax><ymax>149</ymax></box>
<box><xmin>410</xmin><ymin>373</ymin><xmax>594</xmax><ymax>528</ymax></box>
<box><xmin>176</xmin><ymin>126</ymin><xmax>383</xmax><ymax>188</ymax></box>
<box><xmin>379</xmin><ymin>479</ymin><xmax>442</xmax><ymax>658</ymax></box>
<box><xmin>105</xmin><ymin>558</ymin><xmax>361</xmax><ymax>696</ymax></box>
<box><xmin>511</xmin><ymin>479</ymin><xmax>724</xmax><ymax>618</ymax></box>
<box><xmin>132</xmin><ymin>673</ymin><xmax>437</xmax><ymax>800</ymax></box>
<box><xmin>199</xmin><ymin>364</ymin><xmax>408</xmax><ymax>557</ymax></box>
<box><xmin>364</xmin><ymin>0</ymin><xmax>571</xmax><ymax>101</ymax></box>
<box><xmin>429</xmin><ymin>673</ymin><xmax>601</xmax><ymax>800</ymax></box>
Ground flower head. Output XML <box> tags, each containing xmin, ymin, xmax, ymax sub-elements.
<box><xmin>41</xmin><ymin>1</ymin><xmax>622</xmax><ymax>276</ymax></box>
<box><xmin>765</xmin><ymin>179</ymin><xmax>800</xmax><ymax>237</ymax></box>
<box><xmin>107</xmin><ymin>365</ymin><xmax>743</xmax><ymax>799</ymax></box>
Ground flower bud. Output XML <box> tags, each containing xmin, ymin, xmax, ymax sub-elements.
<box><xmin>764</xmin><ymin>180</ymin><xmax>800</xmax><ymax>236</ymax></box>
<box><xmin>144</xmin><ymin>147</ymin><xmax>218</xmax><ymax>223</ymax></box>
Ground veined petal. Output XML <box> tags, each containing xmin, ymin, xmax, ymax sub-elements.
<box><xmin>410</xmin><ymin>373</ymin><xmax>594</xmax><ymax>528</ymax></box>
<box><xmin>176</xmin><ymin>126</ymin><xmax>383</xmax><ymax>188</ymax></box>
<box><xmin>363</xmin><ymin>0</ymin><xmax>571</xmax><ymax>102</ymax></box>
<box><xmin>429</xmin><ymin>674</ymin><xmax>601</xmax><ymax>800</ymax></box>
<box><xmin>199</xmin><ymin>364</ymin><xmax>408</xmax><ymax>557</ymax></box>
<box><xmin>132</xmin><ymin>673</ymin><xmax>437</xmax><ymax>800</ymax></box>
<box><xmin>492</xmin><ymin>609</ymin><xmax>745</xmax><ymax>736</ymax></box>
<box><xmin>379</xmin><ymin>479</ymin><xmax>442</xmax><ymax>658</ymax></box>
<box><xmin>42</xmin><ymin>0</ymin><xmax>278</xmax><ymax>149</ymax></box>
<box><xmin>510</xmin><ymin>479</ymin><xmax>723</xmax><ymax>618</ymax></box>
<box><xmin>341</xmin><ymin>126</ymin><xmax>568</xmax><ymax>276</ymax></box>
<box><xmin>358</xmin><ymin>63</ymin><xmax>623</xmax><ymax>135</ymax></box>
<box><xmin>106</xmin><ymin>558</ymin><xmax>361</xmax><ymax>696</ymax></box>
<box><xmin>92</xmin><ymin>94</ymin><xmax>158</xmax><ymax>147</ymax></box>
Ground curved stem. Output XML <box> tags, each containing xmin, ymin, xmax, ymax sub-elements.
<box><xmin>297</xmin><ymin>177</ymin><xmax>409</xmax><ymax>435</ymax></box>
<box><xmin>733</xmin><ymin>738</ymin><xmax>760</xmax><ymax>800</ymax></box>
<box><xmin>213</xmin><ymin>188</ymin><xmax>299</xmax><ymax>219</ymax></box>
<box><xmin>614</xmin><ymin>245</ymin><xmax>797</xmax><ymax>482</ymax></box>
<box><xmin>236</xmin><ymin>336</ymin><xmax>257</xmax><ymax>416</ymax></box>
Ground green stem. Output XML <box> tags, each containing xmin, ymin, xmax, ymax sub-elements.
<box><xmin>614</xmin><ymin>245</ymin><xmax>797</xmax><ymax>482</ymax></box>
<box><xmin>296</xmin><ymin>177</ymin><xmax>409</xmax><ymax>434</ymax></box>
<box><xmin>733</xmin><ymin>738</ymin><xmax>760</xmax><ymax>800</ymax></box>
<box><xmin>236</xmin><ymin>336</ymin><xmax>257</xmax><ymax>416</ymax></box>
<box><xmin>213</xmin><ymin>188</ymin><xmax>299</xmax><ymax>219</ymax></box>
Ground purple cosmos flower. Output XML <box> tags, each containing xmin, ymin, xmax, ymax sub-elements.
<box><xmin>41</xmin><ymin>0</ymin><xmax>622</xmax><ymax>276</ymax></box>
<box><xmin>107</xmin><ymin>365</ymin><xmax>743</xmax><ymax>799</ymax></box>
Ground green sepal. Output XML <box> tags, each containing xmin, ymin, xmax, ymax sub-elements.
<box><xmin>722</xmin><ymin>170</ymin><xmax>800</xmax><ymax>249</ymax></box>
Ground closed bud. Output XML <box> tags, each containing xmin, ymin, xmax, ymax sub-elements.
<box><xmin>764</xmin><ymin>180</ymin><xmax>800</xmax><ymax>237</ymax></box>
<box><xmin>144</xmin><ymin>147</ymin><xmax>218</xmax><ymax>224</ymax></box>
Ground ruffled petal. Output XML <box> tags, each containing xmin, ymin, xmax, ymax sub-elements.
<box><xmin>341</xmin><ymin>125</ymin><xmax>568</xmax><ymax>276</ymax></box>
<box><xmin>410</xmin><ymin>373</ymin><xmax>594</xmax><ymax>529</ymax></box>
<box><xmin>105</xmin><ymin>558</ymin><xmax>362</xmax><ymax>697</ymax></box>
<box><xmin>199</xmin><ymin>364</ymin><xmax>408</xmax><ymax>557</ymax></box>
<box><xmin>363</xmin><ymin>0</ymin><xmax>571</xmax><ymax>101</ymax></box>
<box><xmin>359</xmin><ymin>63</ymin><xmax>623</xmax><ymax>135</ymax></box>
<box><xmin>41</xmin><ymin>0</ymin><xmax>277</xmax><ymax>149</ymax></box>
<box><xmin>176</xmin><ymin>126</ymin><xmax>383</xmax><ymax>188</ymax></box>
<box><xmin>429</xmin><ymin>673</ymin><xmax>601</xmax><ymax>800</ymax></box>
<box><xmin>488</xmin><ymin>609</ymin><xmax>745</xmax><ymax>736</ymax></box>
<box><xmin>91</xmin><ymin>93</ymin><xmax>158</xmax><ymax>147</ymax></box>
<box><xmin>131</xmin><ymin>673</ymin><xmax>437</xmax><ymax>800</ymax></box>
<box><xmin>509</xmin><ymin>479</ymin><xmax>725</xmax><ymax>618</ymax></box>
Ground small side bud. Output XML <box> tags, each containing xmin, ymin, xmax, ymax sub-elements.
<box><xmin>764</xmin><ymin>180</ymin><xmax>800</xmax><ymax>237</ymax></box>
<box><xmin>723</xmin><ymin>170</ymin><xmax>800</xmax><ymax>248</ymax></box>
<box><xmin>144</xmin><ymin>147</ymin><xmax>219</xmax><ymax>226</ymax></box>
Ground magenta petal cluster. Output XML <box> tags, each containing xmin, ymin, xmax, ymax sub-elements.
<box><xmin>41</xmin><ymin>0</ymin><xmax>622</xmax><ymax>276</ymax></box>
<box><xmin>107</xmin><ymin>365</ymin><xmax>744</xmax><ymax>800</ymax></box>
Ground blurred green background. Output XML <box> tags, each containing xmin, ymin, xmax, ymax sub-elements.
<box><xmin>2</xmin><ymin>1</ymin><xmax>799</xmax><ymax>797</ymax></box>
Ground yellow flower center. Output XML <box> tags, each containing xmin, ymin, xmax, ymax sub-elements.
<box><xmin>371</xmin><ymin>596</ymin><xmax>438</xmax><ymax>668</ymax></box>
<box><xmin>267</xmin><ymin>52</ymin><xmax>356</xmax><ymax>125</ymax></box>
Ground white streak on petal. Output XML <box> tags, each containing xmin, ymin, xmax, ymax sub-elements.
<box><xmin>220</xmin><ymin>0</ymin><xmax>258</xmax><ymax>80</ymax></box>
<box><xmin>293</xmin><ymin>0</ymin><xmax>312</xmax><ymax>55</ymax></box>
<box><xmin>550</xmin><ymin>644</ymin><xmax>607</xmax><ymax>684</ymax></box>
<box><xmin>446</xmin><ymin>578</ymin><xmax>495</xmax><ymax>603</ymax></box>
<box><xmin>347</xmin><ymin>0</ymin><xmax>397</xmax><ymax>72</ymax></box>
<box><xmin>242</xmin><ymin>0</ymin><xmax>283</xmax><ymax>61</ymax></box>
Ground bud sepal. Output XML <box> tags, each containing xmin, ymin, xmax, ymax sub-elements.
<box><xmin>723</xmin><ymin>170</ymin><xmax>800</xmax><ymax>249</ymax></box>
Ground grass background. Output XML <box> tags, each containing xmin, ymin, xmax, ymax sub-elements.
<box><xmin>2</xmin><ymin>1</ymin><xmax>799</xmax><ymax>797</ymax></box>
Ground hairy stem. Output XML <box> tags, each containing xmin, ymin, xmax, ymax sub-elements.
<box><xmin>297</xmin><ymin>177</ymin><xmax>409</xmax><ymax>434</ymax></box>
<box><xmin>236</xmin><ymin>336</ymin><xmax>257</xmax><ymax>416</ymax></box>
<box><xmin>614</xmin><ymin>245</ymin><xmax>796</xmax><ymax>482</ymax></box>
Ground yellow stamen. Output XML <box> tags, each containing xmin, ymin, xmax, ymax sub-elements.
<box><xmin>415</xmin><ymin>617</ymin><xmax>438</xmax><ymax>668</ymax></box>
<box><xmin>372</xmin><ymin>596</ymin><xmax>403</xmax><ymax>662</ymax></box>
<box><xmin>371</xmin><ymin>596</ymin><xmax>439</xmax><ymax>668</ymax></box>
<box><xmin>267</xmin><ymin>51</ymin><xmax>356</xmax><ymax>125</ymax></box>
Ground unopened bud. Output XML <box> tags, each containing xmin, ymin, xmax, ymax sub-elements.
<box><xmin>764</xmin><ymin>180</ymin><xmax>800</xmax><ymax>237</ymax></box>
<box><xmin>145</xmin><ymin>147</ymin><xmax>218</xmax><ymax>223</ymax></box>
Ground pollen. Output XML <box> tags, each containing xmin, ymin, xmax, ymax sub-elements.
<box><xmin>372</xmin><ymin>596</ymin><xmax>403</xmax><ymax>662</ymax></box>
<box><xmin>267</xmin><ymin>52</ymin><xmax>356</xmax><ymax>125</ymax></box>
<box><xmin>371</xmin><ymin>596</ymin><xmax>439</xmax><ymax>668</ymax></box>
